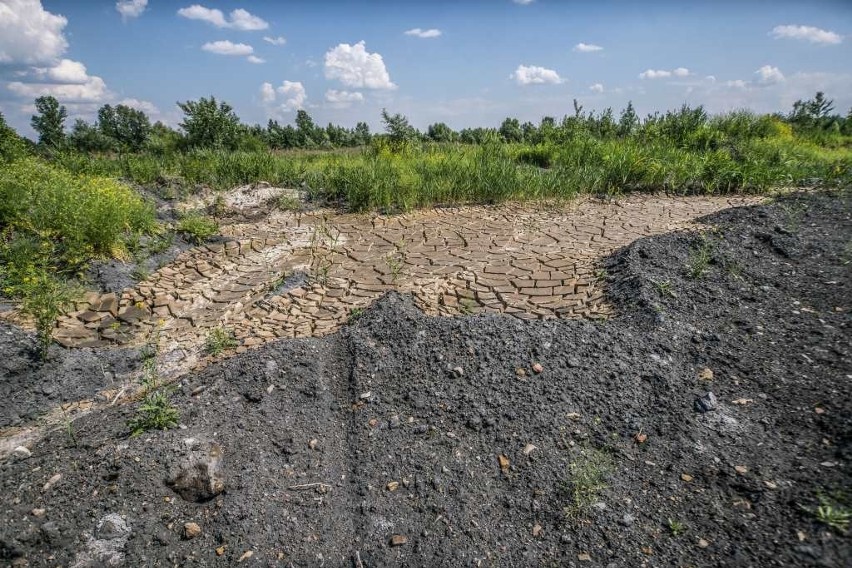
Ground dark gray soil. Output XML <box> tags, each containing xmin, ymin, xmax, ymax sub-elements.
<box><xmin>0</xmin><ymin>324</ymin><xmax>141</xmax><ymax>427</ymax></box>
<box><xmin>1</xmin><ymin>192</ymin><xmax>850</xmax><ymax>567</ymax></box>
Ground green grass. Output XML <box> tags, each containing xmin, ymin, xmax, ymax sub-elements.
<box><xmin>668</xmin><ymin>518</ymin><xmax>687</xmax><ymax>536</ymax></box>
<box><xmin>686</xmin><ymin>235</ymin><xmax>715</xmax><ymax>279</ymax></box>
<box><xmin>205</xmin><ymin>326</ymin><xmax>237</xmax><ymax>355</ymax></box>
<box><xmin>802</xmin><ymin>495</ymin><xmax>851</xmax><ymax>533</ymax></box>
<box><xmin>177</xmin><ymin>212</ymin><xmax>218</xmax><ymax>244</ymax></box>
<box><xmin>563</xmin><ymin>446</ymin><xmax>613</xmax><ymax>518</ymax></box>
<box><xmin>128</xmin><ymin>388</ymin><xmax>180</xmax><ymax>437</ymax></box>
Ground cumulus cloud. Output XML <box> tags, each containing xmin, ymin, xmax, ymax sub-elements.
<box><xmin>32</xmin><ymin>58</ymin><xmax>89</xmax><ymax>84</ymax></box>
<box><xmin>755</xmin><ymin>65</ymin><xmax>784</xmax><ymax>84</ymax></box>
<box><xmin>589</xmin><ymin>83</ymin><xmax>604</xmax><ymax>93</ymax></box>
<box><xmin>770</xmin><ymin>24</ymin><xmax>842</xmax><ymax>45</ymax></box>
<box><xmin>511</xmin><ymin>65</ymin><xmax>563</xmax><ymax>85</ymax></box>
<box><xmin>0</xmin><ymin>0</ymin><xmax>69</xmax><ymax>65</ymax></box>
<box><xmin>117</xmin><ymin>98</ymin><xmax>159</xmax><ymax>115</ymax></box>
<box><xmin>726</xmin><ymin>79</ymin><xmax>748</xmax><ymax>89</ymax></box>
<box><xmin>404</xmin><ymin>28</ymin><xmax>442</xmax><ymax>38</ymax></box>
<box><xmin>116</xmin><ymin>0</ymin><xmax>147</xmax><ymax>21</ymax></box>
<box><xmin>639</xmin><ymin>67</ymin><xmax>690</xmax><ymax>79</ymax></box>
<box><xmin>263</xmin><ymin>36</ymin><xmax>287</xmax><ymax>46</ymax></box>
<box><xmin>260</xmin><ymin>82</ymin><xmax>276</xmax><ymax>103</ymax></box>
<box><xmin>573</xmin><ymin>42</ymin><xmax>603</xmax><ymax>52</ymax></box>
<box><xmin>324</xmin><ymin>41</ymin><xmax>397</xmax><ymax>90</ymax></box>
<box><xmin>325</xmin><ymin>89</ymin><xmax>364</xmax><ymax>108</ymax></box>
<box><xmin>8</xmin><ymin>74</ymin><xmax>109</xmax><ymax>103</ymax></box>
<box><xmin>247</xmin><ymin>55</ymin><xmax>265</xmax><ymax>64</ymax></box>
<box><xmin>178</xmin><ymin>4</ymin><xmax>268</xmax><ymax>30</ymax></box>
<box><xmin>276</xmin><ymin>81</ymin><xmax>306</xmax><ymax>111</ymax></box>
<box><xmin>513</xmin><ymin>0</ymin><xmax>534</xmax><ymax>4</ymax></box>
<box><xmin>202</xmin><ymin>40</ymin><xmax>254</xmax><ymax>56</ymax></box>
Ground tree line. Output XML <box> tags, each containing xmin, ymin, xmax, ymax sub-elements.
<box><xmin>23</xmin><ymin>92</ymin><xmax>852</xmax><ymax>155</ymax></box>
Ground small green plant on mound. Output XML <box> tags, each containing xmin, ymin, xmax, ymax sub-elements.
<box><xmin>278</xmin><ymin>194</ymin><xmax>302</xmax><ymax>212</ymax></box>
<box><xmin>686</xmin><ymin>235</ymin><xmax>715</xmax><ymax>279</ymax></box>
<box><xmin>802</xmin><ymin>495</ymin><xmax>851</xmax><ymax>533</ymax></box>
<box><xmin>177</xmin><ymin>212</ymin><xmax>218</xmax><ymax>244</ymax></box>
<box><xmin>128</xmin><ymin>331</ymin><xmax>179</xmax><ymax>437</ymax></box>
<box><xmin>563</xmin><ymin>446</ymin><xmax>613</xmax><ymax>518</ymax></box>
<box><xmin>652</xmin><ymin>279</ymin><xmax>677</xmax><ymax>298</ymax></box>
<box><xmin>347</xmin><ymin>307</ymin><xmax>364</xmax><ymax>324</ymax></box>
<box><xmin>205</xmin><ymin>326</ymin><xmax>237</xmax><ymax>355</ymax></box>
<box><xmin>21</xmin><ymin>273</ymin><xmax>76</xmax><ymax>360</ymax></box>
<box><xmin>668</xmin><ymin>518</ymin><xmax>687</xmax><ymax>536</ymax></box>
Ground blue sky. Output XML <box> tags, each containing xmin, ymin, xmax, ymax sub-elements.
<box><xmin>1</xmin><ymin>0</ymin><xmax>850</xmax><ymax>137</ymax></box>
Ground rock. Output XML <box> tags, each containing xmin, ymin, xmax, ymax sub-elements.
<box><xmin>698</xmin><ymin>367</ymin><xmax>714</xmax><ymax>381</ymax></box>
<box><xmin>681</xmin><ymin>473</ymin><xmax>694</xmax><ymax>482</ymax></box>
<box><xmin>31</xmin><ymin>508</ymin><xmax>46</xmax><ymax>518</ymax></box>
<box><xmin>12</xmin><ymin>446</ymin><xmax>31</xmax><ymax>460</ymax></box>
<box><xmin>523</xmin><ymin>443</ymin><xmax>538</xmax><ymax>455</ymax></box>
<box><xmin>532</xmin><ymin>362</ymin><xmax>543</xmax><ymax>374</ymax></box>
<box><xmin>386</xmin><ymin>481</ymin><xmax>400</xmax><ymax>492</ymax></box>
<box><xmin>165</xmin><ymin>440</ymin><xmax>225</xmax><ymax>502</ymax></box>
<box><xmin>238</xmin><ymin>550</ymin><xmax>254</xmax><ymax>563</ymax></box>
<box><xmin>96</xmin><ymin>514</ymin><xmax>130</xmax><ymax>540</ymax></box>
<box><xmin>694</xmin><ymin>392</ymin><xmax>718</xmax><ymax>413</ymax></box>
<box><xmin>698</xmin><ymin>539</ymin><xmax>710</xmax><ymax>548</ymax></box>
<box><xmin>532</xmin><ymin>523</ymin><xmax>543</xmax><ymax>537</ymax></box>
<box><xmin>183</xmin><ymin>522</ymin><xmax>201</xmax><ymax>540</ymax></box>
<box><xmin>42</xmin><ymin>473</ymin><xmax>62</xmax><ymax>492</ymax></box>
<box><xmin>40</xmin><ymin>522</ymin><xmax>60</xmax><ymax>544</ymax></box>
<box><xmin>451</xmin><ymin>366</ymin><xmax>464</xmax><ymax>377</ymax></box>
<box><xmin>734</xmin><ymin>465</ymin><xmax>748</xmax><ymax>475</ymax></box>
<box><xmin>578</xmin><ymin>553</ymin><xmax>592</xmax><ymax>562</ymax></box>
<box><xmin>390</xmin><ymin>535</ymin><xmax>408</xmax><ymax>547</ymax></box>
<box><xmin>619</xmin><ymin>514</ymin><xmax>635</xmax><ymax>527</ymax></box>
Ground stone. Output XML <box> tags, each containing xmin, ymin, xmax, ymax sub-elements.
<box><xmin>12</xmin><ymin>446</ymin><xmax>31</xmax><ymax>460</ymax></box>
<box><xmin>619</xmin><ymin>514</ymin><xmax>635</xmax><ymax>527</ymax></box>
<box><xmin>532</xmin><ymin>362</ymin><xmax>544</xmax><ymax>374</ymax></box>
<box><xmin>183</xmin><ymin>522</ymin><xmax>202</xmax><ymax>540</ymax></box>
<box><xmin>42</xmin><ymin>473</ymin><xmax>62</xmax><ymax>492</ymax></box>
<box><xmin>166</xmin><ymin>440</ymin><xmax>225</xmax><ymax>502</ymax></box>
<box><xmin>390</xmin><ymin>535</ymin><xmax>408</xmax><ymax>547</ymax></box>
<box><xmin>694</xmin><ymin>392</ymin><xmax>718</xmax><ymax>413</ymax></box>
<box><xmin>96</xmin><ymin>514</ymin><xmax>130</xmax><ymax>540</ymax></box>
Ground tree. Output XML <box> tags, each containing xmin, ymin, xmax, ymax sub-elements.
<box><xmin>381</xmin><ymin>109</ymin><xmax>418</xmax><ymax>144</ymax></box>
<box><xmin>177</xmin><ymin>96</ymin><xmax>241</xmax><ymax>149</ymax></box>
<box><xmin>499</xmin><ymin>117</ymin><xmax>523</xmax><ymax>143</ymax></box>
<box><xmin>618</xmin><ymin>101</ymin><xmax>639</xmax><ymax>137</ymax></box>
<box><xmin>426</xmin><ymin>122</ymin><xmax>457</xmax><ymax>143</ymax></box>
<box><xmin>294</xmin><ymin>110</ymin><xmax>318</xmax><ymax>148</ymax></box>
<box><xmin>31</xmin><ymin>95</ymin><xmax>67</xmax><ymax>150</ymax></box>
<box><xmin>69</xmin><ymin>119</ymin><xmax>114</xmax><ymax>153</ymax></box>
<box><xmin>98</xmin><ymin>104</ymin><xmax>151</xmax><ymax>152</ymax></box>
<box><xmin>0</xmin><ymin>111</ymin><xmax>29</xmax><ymax>161</ymax></box>
<box><xmin>353</xmin><ymin>122</ymin><xmax>371</xmax><ymax>146</ymax></box>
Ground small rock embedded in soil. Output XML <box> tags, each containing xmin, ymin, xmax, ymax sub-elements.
<box><xmin>12</xmin><ymin>446</ymin><xmax>31</xmax><ymax>460</ymax></box>
<box><xmin>183</xmin><ymin>522</ymin><xmax>202</xmax><ymax>540</ymax></box>
<box><xmin>578</xmin><ymin>553</ymin><xmax>592</xmax><ymax>562</ymax></box>
<box><xmin>238</xmin><ymin>550</ymin><xmax>254</xmax><ymax>562</ymax></box>
<box><xmin>42</xmin><ymin>473</ymin><xmax>61</xmax><ymax>492</ymax></box>
<box><xmin>694</xmin><ymin>392</ymin><xmax>718</xmax><ymax>413</ymax></box>
<box><xmin>698</xmin><ymin>367</ymin><xmax>714</xmax><ymax>381</ymax></box>
<box><xmin>532</xmin><ymin>362</ymin><xmax>543</xmax><ymax>374</ymax></box>
<box><xmin>698</xmin><ymin>539</ymin><xmax>710</xmax><ymax>548</ymax></box>
<box><xmin>619</xmin><ymin>514</ymin><xmax>635</xmax><ymax>527</ymax></box>
<box><xmin>166</xmin><ymin>440</ymin><xmax>225</xmax><ymax>502</ymax></box>
<box><xmin>390</xmin><ymin>535</ymin><xmax>408</xmax><ymax>547</ymax></box>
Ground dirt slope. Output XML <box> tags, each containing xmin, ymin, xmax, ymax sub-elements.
<box><xmin>1</xmin><ymin>191</ymin><xmax>850</xmax><ymax>567</ymax></box>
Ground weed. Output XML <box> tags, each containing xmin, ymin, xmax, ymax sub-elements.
<box><xmin>205</xmin><ymin>326</ymin><xmax>237</xmax><ymax>356</ymax></box>
<box><xmin>130</xmin><ymin>265</ymin><xmax>150</xmax><ymax>282</ymax></box>
<box><xmin>278</xmin><ymin>194</ymin><xmax>302</xmax><ymax>212</ymax></box>
<box><xmin>459</xmin><ymin>298</ymin><xmax>477</xmax><ymax>315</ymax></box>
<box><xmin>309</xmin><ymin>217</ymin><xmax>340</xmax><ymax>285</ymax></box>
<box><xmin>384</xmin><ymin>238</ymin><xmax>408</xmax><ymax>283</ymax></box>
<box><xmin>20</xmin><ymin>272</ymin><xmax>75</xmax><ymax>360</ymax></box>
<box><xmin>841</xmin><ymin>240</ymin><xmax>852</xmax><ymax>265</ymax></box>
<box><xmin>128</xmin><ymin>388</ymin><xmax>180</xmax><ymax>437</ymax></box>
<box><xmin>802</xmin><ymin>496</ymin><xmax>851</xmax><ymax>532</ymax></box>
<box><xmin>652</xmin><ymin>279</ymin><xmax>677</xmax><ymax>298</ymax></box>
<box><xmin>668</xmin><ymin>518</ymin><xmax>686</xmax><ymax>536</ymax></box>
<box><xmin>177</xmin><ymin>213</ymin><xmax>218</xmax><ymax>244</ymax></box>
<box><xmin>686</xmin><ymin>236</ymin><xmax>714</xmax><ymax>279</ymax></box>
<box><xmin>347</xmin><ymin>307</ymin><xmax>364</xmax><ymax>324</ymax></box>
<box><xmin>210</xmin><ymin>193</ymin><xmax>227</xmax><ymax>218</ymax></box>
<box><xmin>563</xmin><ymin>446</ymin><xmax>613</xmax><ymax>518</ymax></box>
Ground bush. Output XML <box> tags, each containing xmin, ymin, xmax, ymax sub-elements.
<box><xmin>177</xmin><ymin>213</ymin><xmax>218</xmax><ymax>244</ymax></box>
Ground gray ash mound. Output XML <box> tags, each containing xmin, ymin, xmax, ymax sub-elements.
<box><xmin>1</xmin><ymin>191</ymin><xmax>850</xmax><ymax>567</ymax></box>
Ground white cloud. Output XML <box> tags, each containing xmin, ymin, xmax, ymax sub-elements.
<box><xmin>263</xmin><ymin>36</ymin><xmax>287</xmax><ymax>46</ymax></box>
<box><xmin>325</xmin><ymin>89</ymin><xmax>364</xmax><ymax>108</ymax></box>
<box><xmin>33</xmin><ymin>58</ymin><xmax>89</xmax><ymax>84</ymax></box>
<box><xmin>324</xmin><ymin>41</ymin><xmax>397</xmax><ymax>90</ymax></box>
<box><xmin>202</xmin><ymin>40</ymin><xmax>254</xmax><ymax>56</ymax></box>
<box><xmin>726</xmin><ymin>79</ymin><xmax>748</xmax><ymax>89</ymax></box>
<box><xmin>639</xmin><ymin>69</ymin><xmax>671</xmax><ymax>79</ymax></box>
<box><xmin>404</xmin><ymin>28</ymin><xmax>442</xmax><ymax>38</ymax></box>
<box><xmin>177</xmin><ymin>4</ymin><xmax>268</xmax><ymax>30</ymax></box>
<box><xmin>639</xmin><ymin>67</ymin><xmax>690</xmax><ymax>80</ymax></box>
<box><xmin>513</xmin><ymin>0</ymin><xmax>535</xmax><ymax>4</ymax></box>
<box><xmin>705</xmin><ymin>75</ymin><xmax>716</xmax><ymax>83</ymax></box>
<box><xmin>512</xmin><ymin>65</ymin><xmax>563</xmax><ymax>85</ymax></box>
<box><xmin>276</xmin><ymin>81</ymin><xmax>306</xmax><ymax>111</ymax></box>
<box><xmin>770</xmin><ymin>24</ymin><xmax>842</xmax><ymax>45</ymax></box>
<box><xmin>115</xmin><ymin>0</ymin><xmax>147</xmax><ymax>21</ymax></box>
<box><xmin>260</xmin><ymin>82</ymin><xmax>276</xmax><ymax>103</ymax></box>
<box><xmin>117</xmin><ymin>98</ymin><xmax>159</xmax><ymax>115</ymax></box>
<box><xmin>247</xmin><ymin>55</ymin><xmax>265</xmax><ymax>64</ymax></box>
<box><xmin>573</xmin><ymin>42</ymin><xmax>603</xmax><ymax>53</ymax></box>
<box><xmin>8</xmin><ymin>74</ymin><xmax>109</xmax><ymax>103</ymax></box>
<box><xmin>589</xmin><ymin>83</ymin><xmax>604</xmax><ymax>93</ymax></box>
<box><xmin>0</xmin><ymin>0</ymin><xmax>69</xmax><ymax>65</ymax></box>
<box><xmin>755</xmin><ymin>65</ymin><xmax>784</xmax><ymax>85</ymax></box>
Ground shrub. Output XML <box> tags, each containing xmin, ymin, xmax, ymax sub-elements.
<box><xmin>177</xmin><ymin>213</ymin><xmax>218</xmax><ymax>244</ymax></box>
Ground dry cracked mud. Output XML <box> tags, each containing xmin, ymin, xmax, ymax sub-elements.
<box><xmin>1</xmin><ymin>191</ymin><xmax>850</xmax><ymax>567</ymax></box>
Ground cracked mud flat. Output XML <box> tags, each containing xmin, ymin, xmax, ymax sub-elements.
<box><xmin>1</xmin><ymin>192</ymin><xmax>850</xmax><ymax>567</ymax></box>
